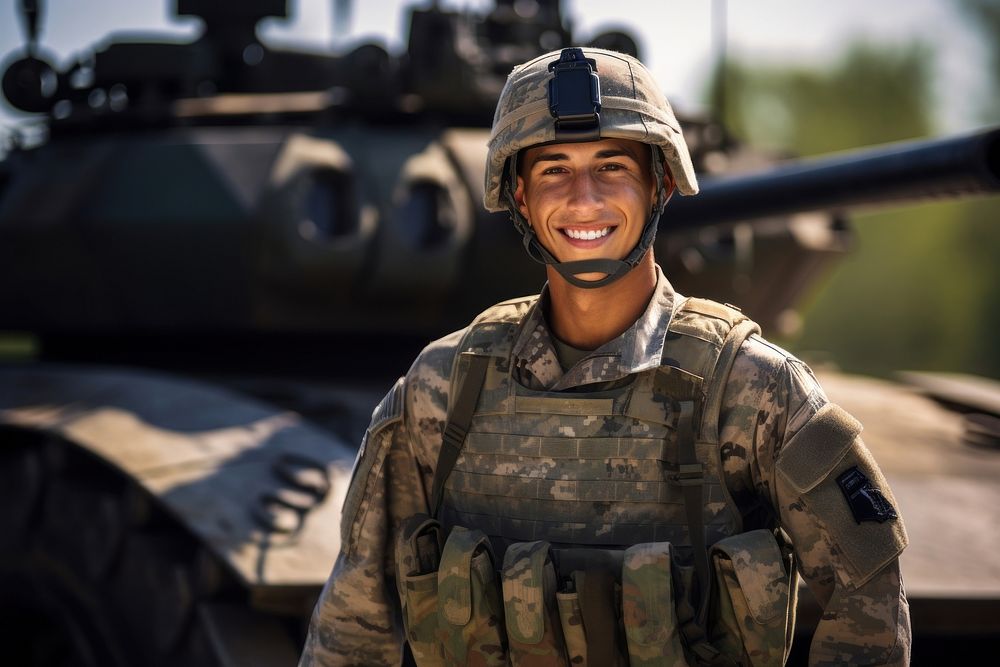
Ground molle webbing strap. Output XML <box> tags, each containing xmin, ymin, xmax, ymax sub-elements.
<box><xmin>674</xmin><ymin>400</ymin><xmax>709</xmax><ymax>617</ymax></box>
<box><xmin>431</xmin><ymin>354</ymin><xmax>490</xmax><ymax>518</ymax></box>
<box><xmin>579</xmin><ymin>568</ymin><xmax>619</xmax><ymax>666</ymax></box>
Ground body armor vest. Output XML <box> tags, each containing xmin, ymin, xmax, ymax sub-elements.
<box><xmin>399</xmin><ymin>294</ymin><xmax>798</xmax><ymax>667</ymax></box>
<box><xmin>437</xmin><ymin>294</ymin><xmax>759</xmax><ymax>563</ymax></box>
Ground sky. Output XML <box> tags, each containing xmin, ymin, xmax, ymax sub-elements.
<box><xmin>0</xmin><ymin>0</ymin><xmax>991</xmax><ymax>140</ymax></box>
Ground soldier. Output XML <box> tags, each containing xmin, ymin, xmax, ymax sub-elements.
<box><xmin>300</xmin><ymin>48</ymin><xmax>910</xmax><ymax>666</ymax></box>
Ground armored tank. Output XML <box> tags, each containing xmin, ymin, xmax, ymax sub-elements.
<box><xmin>1</xmin><ymin>1</ymin><xmax>998</xmax><ymax>665</ymax></box>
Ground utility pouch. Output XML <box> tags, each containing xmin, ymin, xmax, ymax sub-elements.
<box><xmin>555</xmin><ymin>548</ymin><xmax>628</xmax><ymax>667</ymax></box>
<box><xmin>708</xmin><ymin>529</ymin><xmax>795</xmax><ymax>667</ymax></box>
<box><xmin>502</xmin><ymin>540</ymin><xmax>569</xmax><ymax>667</ymax></box>
<box><xmin>622</xmin><ymin>542</ymin><xmax>689</xmax><ymax>667</ymax></box>
<box><xmin>437</xmin><ymin>526</ymin><xmax>508</xmax><ymax>666</ymax></box>
<box><xmin>395</xmin><ymin>514</ymin><xmax>446</xmax><ymax>667</ymax></box>
<box><xmin>556</xmin><ymin>585</ymin><xmax>587</xmax><ymax>667</ymax></box>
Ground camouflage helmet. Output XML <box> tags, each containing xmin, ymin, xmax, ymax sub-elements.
<box><xmin>484</xmin><ymin>47</ymin><xmax>699</xmax><ymax>212</ymax></box>
<box><xmin>484</xmin><ymin>47</ymin><xmax>699</xmax><ymax>289</ymax></box>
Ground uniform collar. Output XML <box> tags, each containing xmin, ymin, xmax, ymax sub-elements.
<box><xmin>511</xmin><ymin>265</ymin><xmax>678</xmax><ymax>390</ymax></box>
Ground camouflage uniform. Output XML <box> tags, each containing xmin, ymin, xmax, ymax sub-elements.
<box><xmin>299</xmin><ymin>267</ymin><xmax>911</xmax><ymax>666</ymax></box>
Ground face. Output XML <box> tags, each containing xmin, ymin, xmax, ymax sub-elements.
<box><xmin>514</xmin><ymin>138</ymin><xmax>672</xmax><ymax>276</ymax></box>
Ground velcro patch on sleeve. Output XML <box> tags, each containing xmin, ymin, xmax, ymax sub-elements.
<box><xmin>777</xmin><ymin>403</ymin><xmax>862</xmax><ymax>493</ymax></box>
<box><xmin>777</xmin><ymin>403</ymin><xmax>907</xmax><ymax>588</ymax></box>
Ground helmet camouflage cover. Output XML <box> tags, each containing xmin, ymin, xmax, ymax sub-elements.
<box><xmin>484</xmin><ymin>47</ymin><xmax>699</xmax><ymax>213</ymax></box>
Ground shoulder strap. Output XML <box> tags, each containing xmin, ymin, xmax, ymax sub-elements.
<box><xmin>663</xmin><ymin>298</ymin><xmax>759</xmax><ymax>666</ymax></box>
<box><xmin>701</xmin><ymin>317</ymin><xmax>760</xmax><ymax>445</ymax></box>
<box><xmin>664</xmin><ymin>296</ymin><xmax>761</xmax><ymax>444</ymax></box>
<box><xmin>430</xmin><ymin>354</ymin><xmax>490</xmax><ymax>518</ymax></box>
<box><xmin>430</xmin><ymin>295</ymin><xmax>538</xmax><ymax>518</ymax></box>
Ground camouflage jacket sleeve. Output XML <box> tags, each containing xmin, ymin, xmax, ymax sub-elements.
<box><xmin>719</xmin><ymin>336</ymin><xmax>911</xmax><ymax>666</ymax></box>
<box><xmin>298</xmin><ymin>330</ymin><xmax>462</xmax><ymax>666</ymax></box>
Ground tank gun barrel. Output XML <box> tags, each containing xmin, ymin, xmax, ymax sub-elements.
<box><xmin>666</xmin><ymin>126</ymin><xmax>1000</xmax><ymax>229</ymax></box>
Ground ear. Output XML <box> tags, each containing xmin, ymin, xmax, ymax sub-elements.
<box><xmin>662</xmin><ymin>169</ymin><xmax>676</xmax><ymax>199</ymax></box>
<box><xmin>513</xmin><ymin>175</ymin><xmax>531</xmax><ymax>221</ymax></box>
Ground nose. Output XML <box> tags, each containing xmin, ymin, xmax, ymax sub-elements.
<box><xmin>565</xmin><ymin>171</ymin><xmax>604</xmax><ymax>216</ymax></box>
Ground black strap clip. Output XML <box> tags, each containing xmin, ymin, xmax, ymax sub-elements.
<box><xmin>547</xmin><ymin>47</ymin><xmax>601</xmax><ymax>141</ymax></box>
<box><xmin>670</xmin><ymin>462</ymin><xmax>704</xmax><ymax>487</ymax></box>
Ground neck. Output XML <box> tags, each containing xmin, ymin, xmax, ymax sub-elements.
<box><xmin>546</xmin><ymin>251</ymin><xmax>658</xmax><ymax>350</ymax></box>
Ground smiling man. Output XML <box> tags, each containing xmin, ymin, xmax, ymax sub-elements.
<box><xmin>300</xmin><ymin>48</ymin><xmax>911</xmax><ymax>667</ymax></box>
<box><xmin>513</xmin><ymin>137</ymin><xmax>666</xmax><ymax>351</ymax></box>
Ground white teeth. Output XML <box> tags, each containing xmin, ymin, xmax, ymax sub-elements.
<box><xmin>564</xmin><ymin>227</ymin><xmax>611</xmax><ymax>240</ymax></box>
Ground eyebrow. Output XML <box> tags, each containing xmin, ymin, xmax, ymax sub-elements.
<box><xmin>528</xmin><ymin>147</ymin><xmax>643</xmax><ymax>169</ymax></box>
<box><xmin>529</xmin><ymin>151</ymin><xmax>569</xmax><ymax>167</ymax></box>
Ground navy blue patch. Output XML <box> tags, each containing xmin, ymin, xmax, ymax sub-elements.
<box><xmin>837</xmin><ymin>466</ymin><xmax>898</xmax><ymax>524</ymax></box>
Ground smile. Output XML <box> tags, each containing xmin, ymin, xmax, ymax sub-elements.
<box><xmin>562</xmin><ymin>226</ymin><xmax>612</xmax><ymax>240</ymax></box>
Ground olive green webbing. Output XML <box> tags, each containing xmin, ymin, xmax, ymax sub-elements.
<box><xmin>431</xmin><ymin>354</ymin><xmax>490</xmax><ymax>518</ymax></box>
<box><xmin>673</xmin><ymin>399</ymin><xmax>725</xmax><ymax>664</ymax></box>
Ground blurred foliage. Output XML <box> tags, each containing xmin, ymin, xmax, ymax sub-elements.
<box><xmin>719</xmin><ymin>42</ymin><xmax>934</xmax><ymax>157</ymax></box>
<box><xmin>712</xmin><ymin>38</ymin><xmax>1000</xmax><ymax>378</ymax></box>
<box><xmin>959</xmin><ymin>0</ymin><xmax>1000</xmax><ymax>123</ymax></box>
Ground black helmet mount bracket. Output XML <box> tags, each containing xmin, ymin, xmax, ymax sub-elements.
<box><xmin>548</xmin><ymin>48</ymin><xmax>601</xmax><ymax>143</ymax></box>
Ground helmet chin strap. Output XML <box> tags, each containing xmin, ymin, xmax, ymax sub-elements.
<box><xmin>504</xmin><ymin>149</ymin><xmax>672</xmax><ymax>290</ymax></box>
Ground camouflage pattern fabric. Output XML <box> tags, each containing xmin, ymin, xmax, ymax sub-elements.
<box><xmin>555</xmin><ymin>587</ymin><xmax>587</xmax><ymax>666</ymax></box>
<box><xmin>395</xmin><ymin>514</ymin><xmax>446</xmax><ymax>666</ymax></box>
<box><xmin>708</xmin><ymin>530</ymin><xmax>793</xmax><ymax>667</ymax></box>
<box><xmin>501</xmin><ymin>541</ymin><xmax>569</xmax><ymax>666</ymax></box>
<box><xmin>437</xmin><ymin>290</ymin><xmax>742</xmax><ymax>554</ymax></box>
<box><xmin>622</xmin><ymin>542</ymin><xmax>688</xmax><ymax>667</ymax></box>
<box><xmin>484</xmin><ymin>48</ymin><xmax>699</xmax><ymax>211</ymax></box>
<box><xmin>299</xmin><ymin>266</ymin><xmax>911</xmax><ymax>666</ymax></box>
<box><xmin>437</xmin><ymin>526</ymin><xmax>508</xmax><ymax>666</ymax></box>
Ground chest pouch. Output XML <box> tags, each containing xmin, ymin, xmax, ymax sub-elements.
<box><xmin>395</xmin><ymin>514</ymin><xmax>446</xmax><ymax>667</ymax></box>
<box><xmin>708</xmin><ymin>529</ymin><xmax>797</xmax><ymax>667</ymax></box>
<box><xmin>622</xmin><ymin>542</ymin><xmax>690</xmax><ymax>666</ymax></box>
<box><xmin>437</xmin><ymin>526</ymin><xmax>509</xmax><ymax>666</ymax></box>
<box><xmin>502</xmin><ymin>540</ymin><xmax>570</xmax><ymax>666</ymax></box>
